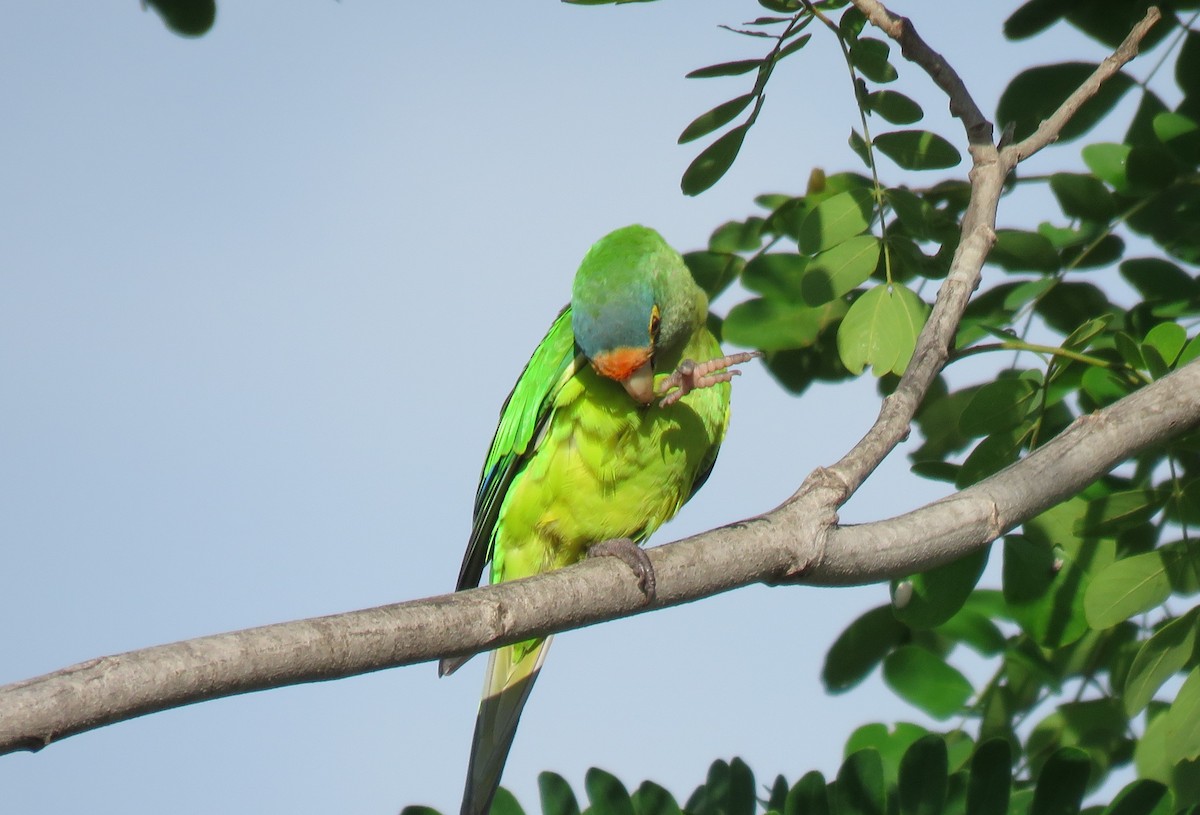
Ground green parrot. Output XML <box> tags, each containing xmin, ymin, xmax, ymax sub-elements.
<box><xmin>442</xmin><ymin>225</ymin><xmax>754</xmax><ymax>815</ymax></box>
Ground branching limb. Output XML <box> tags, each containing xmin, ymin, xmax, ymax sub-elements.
<box><xmin>2</xmin><ymin>358</ymin><xmax>1196</xmax><ymax>756</ymax></box>
<box><xmin>0</xmin><ymin>4</ymin><xmax>1171</xmax><ymax>761</ymax></box>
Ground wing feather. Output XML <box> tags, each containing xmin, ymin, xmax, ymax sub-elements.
<box><xmin>454</xmin><ymin>306</ymin><xmax>581</xmax><ymax>592</ymax></box>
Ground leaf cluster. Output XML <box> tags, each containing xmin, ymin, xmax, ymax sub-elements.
<box><xmin>411</xmin><ymin>1</ymin><xmax>1200</xmax><ymax>814</ymax></box>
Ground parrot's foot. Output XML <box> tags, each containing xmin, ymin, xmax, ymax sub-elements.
<box><xmin>588</xmin><ymin>538</ymin><xmax>656</xmax><ymax>602</ymax></box>
<box><xmin>657</xmin><ymin>351</ymin><xmax>762</xmax><ymax>408</ymax></box>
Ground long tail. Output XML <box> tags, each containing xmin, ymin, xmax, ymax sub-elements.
<box><xmin>460</xmin><ymin>636</ymin><xmax>552</xmax><ymax>815</ymax></box>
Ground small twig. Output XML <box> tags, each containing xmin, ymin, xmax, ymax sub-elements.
<box><xmin>1006</xmin><ymin>7</ymin><xmax>1162</xmax><ymax>162</ymax></box>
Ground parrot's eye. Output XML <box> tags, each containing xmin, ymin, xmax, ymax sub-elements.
<box><xmin>648</xmin><ymin>304</ymin><xmax>661</xmax><ymax>341</ymax></box>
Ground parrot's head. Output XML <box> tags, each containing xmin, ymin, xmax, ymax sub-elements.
<box><xmin>571</xmin><ymin>225</ymin><xmax>708</xmax><ymax>405</ymax></box>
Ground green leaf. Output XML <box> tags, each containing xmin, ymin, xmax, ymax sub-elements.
<box><xmin>1124</xmin><ymin>607</ymin><xmax>1200</xmax><ymax>716</ymax></box>
<box><xmin>1083</xmin><ymin>551</ymin><xmax>1172</xmax><ymax>629</ymax></box>
<box><xmin>846</xmin><ymin>723</ymin><xmax>931</xmax><ymax>788</ymax></box>
<box><xmin>1027</xmin><ymin>698</ymin><xmax>1132</xmax><ymax>781</ymax></box>
<box><xmin>1135</xmin><ymin>707</ymin><xmax>1174</xmax><ymax>785</ymax></box>
<box><xmin>766</xmin><ymin>775</ymin><xmax>789</xmax><ymax>815</ymax></box>
<box><xmin>899</xmin><ymin>736</ymin><xmax>948</xmax><ymax>815</ymax></box>
<box><xmin>838</xmin><ymin>284</ymin><xmax>928</xmax><ymax>376</ymax></box>
<box><xmin>798</xmin><ymin>189</ymin><xmax>875</xmax><ymax>254</ymax></box>
<box><xmin>1179</xmin><ymin>32</ymin><xmax>1200</xmax><ymax>98</ymax></box>
<box><xmin>743</xmin><ymin>253</ymin><xmax>808</xmax><ymax>301</ymax></box>
<box><xmin>1127</xmin><ymin>145</ymin><xmax>1180</xmax><ymax>193</ymax></box>
<box><xmin>990</xmin><ymin>229</ymin><xmax>1060</xmax><ymax>273</ymax></box>
<box><xmin>1167</xmin><ymin>668</ymin><xmax>1200</xmax><ymax>763</ymax></box>
<box><xmin>998</xmin><ymin>63</ymin><xmax>1136</xmax><ymax>143</ymax></box>
<box><xmin>822</xmin><ymin>605</ymin><xmax>909</xmax><ymax>692</ymax></box>
<box><xmin>892</xmin><ymin>548</ymin><xmax>989</xmax><ymax>630</ymax></box>
<box><xmin>960</xmin><ymin>378</ymin><xmax>1040</xmax><ymax>437</ymax></box>
<box><xmin>801</xmin><ymin>236</ymin><xmax>882</xmax><ymax>306</ymax></box>
<box><xmin>631</xmin><ymin>781</ymin><xmax>682</xmax><ymax>815</ymax></box>
<box><xmin>1077</xmin><ymin>489</ymin><xmax>1165</xmax><ymax>537</ymax></box>
<box><xmin>1127</xmin><ymin>182</ymin><xmax>1200</xmax><ymax>265</ymax></box>
<box><xmin>966</xmin><ymin>740</ymin><xmax>1012</xmax><ymax>815</ymax></box>
<box><xmin>1115</xmin><ymin>331</ymin><xmax>1147</xmax><ymax>371</ymax></box>
<box><xmin>850</xmin><ymin>38</ymin><xmax>898</xmax><ymax>83</ymax></box>
<box><xmin>1181</xmin><ymin>335</ymin><xmax>1200</xmax><ymax>368</ymax></box>
<box><xmin>1004</xmin><ymin>0</ymin><xmax>1065</xmax><ymax>40</ymax></box>
<box><xmin>541</xmin><ymin>772</ymin><xmax>582</xmax><ymax>815</ymax></box>
<box><xmin>936</xmin><ymin>607</ymin><xmax>1007</xmax><ymax>656</ymax></box>
<box><xmin>145</xmin><ymin>0</ymin><xmax>216</xmax><ymax>36</ymax></box>
<box><xmin>686</xmin><ymin>59</ymin><xmax>762</xmax><ymax>79</ymax></box>
<box><xmin>1080</xmin><ymin>367</ymin><xmax>1133</xmax><ymax>409</ymax></box>
<box><xmin>1061</xmin><ymin>233</ymin><xmax>1125</xmax><ymax>271</ymax></box>
<box><xmin>849</xmin><ymin>128</ymin><xmax>874</xmax><ymax>169</ymax></box>
<box><xmin>1081</xmin><ymin>143</ymin><xmax>1132</xmax><ymax>192</ymax></box>
<box><xmin>1120</xmin><ymin>258</ymin><xmax>1200</xmax><ymax>303</ymax></box>
<box><xmin>1035</xmin><ymin>282</ymin><xmax>1112</xmax><ymax>335</ymax></box>
<box><xmin>682</xmin><ymin>125</ymin><xmax>750</xmax><ymax>196</ymax></box>
<box><xmin>1049</xmin><ymin>173</ymin><xmax>1117</xmax><ymax>222</ymax></box>
<box><xmin>684</xmin><ymin>251</ymin><xmax>744</xmax><ymax>299</ymax></box>
<box><xmin>886</xmin><ymin>187</ymin><xmax>935</xmax><ymax>240</ymax></box>
<box><xmin>587</xmin><ymin>768</ymin><xmax>635</xmax><ymax>815</ymax></box>
<box><xmin>679</xmin><ymin>94</ymin><xmax>755</xmax><ymax>144</ymax></box>
<box><xmin>882</xmin><ymin>646</ymin><xmax>973</xmax><ymax>719</ymax></box>
<box><xmin>1031</xmin><ymin>748</ymin><xmax>1089</xmax><ymax>815</ymax></box>
<box><xmin>1066</xmin><ymin>0</ymin><xmax>1172</xmax><ymax>50</ymax></box>
<box><xmin>1101</xmin><ymin>781</ymin><xmax>1173</xmax><ymax>815</ymax></box>
<box><xmin>1127</xmin><ymin>89</ymin><xmax>1170</xmax><ymax>146</ymax></box>
<box><xmin>868</xmin><ymin>90</ymin><xmax>923</xmax><ymax>124</ymax></box>
<box><xmin>492</xmin><ymin>788</ymin><xmax>527</xmax><ymax>815</ymax></box>
<box><xmin>1144</xmin><ymin>323</ymin><xmax>1187</xmax><ymax>368</ymax></box>
<box><xmin>778</xmin><ymin>32</ymin><xmax>813</xmax><ymax>60</ymax></box>
<box><xmin>874</xmin><ymin>130</ymin><xmax>962</xmax><ymax>170</ymax></box>
<box><xmin>837</xmin><ymin>750</ymin><xmax>887</xmax><ymax>815</ymax></box>
<box><xmin>724</xmin><ymin>297</ymin><xmax>847</xmax><ymax>352</ymax></box>
<box><xmin>1154</xmin><ymin>111</ymin><xmax>1200</xmax><ymax>165</ymax></box>
<box><xmin>1061</xmin><ymin>314</ymin><xmax>1112</xmax><ymax>352</ymax></box>
<box><xmin>786</xmin><ymin>772</ymin><xmax>830</xmax><ymax>815</ymax></box>
<box><xmin>726</xmin><ymin>757</ymin><xmax>756</xmax><ymax>815</ymax></box>
<box><xmin>1166</xmin><ymin>667</ymin><xmax>1200</xmax><ymax>763</ymax></box>
<box><xmin>1003</xmin><ymin>531</ymin><xmax>1097</xmax><ymax>649</ymax></box>
<box><xmin>839</xmin><ymin>5</ymin><xmax>866</xmax><ymax>39</ymax></box>
<box><xmin>708</xmin><ymin>218</ymin><xmax>764</xmax><ymax>253</ymax></box>
<box><xmin>956</xmin><ymin>429</ymin><xmax>1025</xmax><ymax>489</ymax></box>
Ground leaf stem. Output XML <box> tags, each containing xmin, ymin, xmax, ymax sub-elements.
<box><xmin>953</xmin><ymin>340</ymin><xmax>1115</xmax><ymax>369</ymax></box>
<box><xmin>802</xmin><ymin>0</ymin><xmax>894</xmax><ymax>284</ymax></box>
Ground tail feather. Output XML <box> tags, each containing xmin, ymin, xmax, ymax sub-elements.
<box><xmin>460</xmin><ymin>637</ymin><xmax>552</xmax><ymax>815</ymax></box>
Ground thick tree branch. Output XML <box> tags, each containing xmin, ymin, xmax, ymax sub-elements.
<box><xmin>2</xmin><ymin>359</ymin><xmax>1197</xmax><ymax>755</ymax></box>
<box><xmin>0</xmin><ymin>4</ymin><xmax>1168</xmax><ymax>759</ymax></box>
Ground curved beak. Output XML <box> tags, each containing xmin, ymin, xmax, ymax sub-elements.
<box><xmin>620</xmin><ymin>360</ymin><xmax>655</xmax><ymax>405</ymax></box>
<box><xmin>591</xmin><ymin>348</ymin><xmax>656</xmax><ymax>405</ymax></box>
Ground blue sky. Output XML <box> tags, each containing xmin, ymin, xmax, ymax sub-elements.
<box><xmin>0</xmin><ymin>3</ymin><xmax>1151</xmax><ymax>813</ymax></box>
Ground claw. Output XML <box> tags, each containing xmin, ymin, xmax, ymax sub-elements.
<box><xmin>657</xmin><ymin>351</ymin><xmax>761</xmax><ymax>408</ymax></box>
<box><xmin>588</xmin><ymin>537</ymin><xmax>656</xmax><ymax>602</ymax></box>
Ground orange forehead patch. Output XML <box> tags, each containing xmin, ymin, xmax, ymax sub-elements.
<box><xmin>591</xmin><ymin>347</ymin><xmax>652</xmax><ymax>381</ymax></box>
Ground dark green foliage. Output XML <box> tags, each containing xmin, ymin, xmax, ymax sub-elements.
<box><xmin>540</xmin><ymin>772</ymin><xmax>582</xmax><ymax>815</ymax></box>
<box><xmin>407</xmin><ymin>3</ymin><xmax>1200</xmax><ymax>814</ymax></box>
<box><xmin>144</xmin><ymin>0</ymin><xmax>216</xmax><ymax>36</ymax></box>
<box><xmin>997</xmin><ymin>63</ymin><xmax>1136</xmax><ymax>143</ymax></box>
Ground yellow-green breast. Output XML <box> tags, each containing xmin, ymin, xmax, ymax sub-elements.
<box><xmin>489</xmin><ymin>328</ymin><xmax>729</xmax><ymax>584</ymax></box>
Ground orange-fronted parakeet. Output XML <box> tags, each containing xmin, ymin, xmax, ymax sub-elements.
<box><xmin>443</xmin><ymin>225</ymin><xmax>754</xmax><ymax>815</ymax></box>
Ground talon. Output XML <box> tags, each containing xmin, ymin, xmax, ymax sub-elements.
<box><xmin>588</xmin><ymin>537</ymin><xmax>656</xmax><ymax>602</ymax></box>
<box><xmin>657</xmin><ymin>351</ymin><xmax>761</xmax><ymax>407</ymax></box>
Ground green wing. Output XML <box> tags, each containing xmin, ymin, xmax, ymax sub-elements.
<box><xmin>455</xmin><ymin>306</ymin><xmax>581</xmax><ymax>592</ymax></box>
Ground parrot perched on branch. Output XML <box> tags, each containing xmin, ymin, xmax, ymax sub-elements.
<box><xmin>442</xmin><ymin>225</ymin><xmax>755</xmax><ymax>815</ymax></box>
